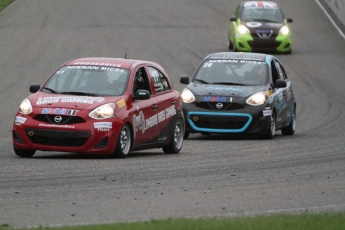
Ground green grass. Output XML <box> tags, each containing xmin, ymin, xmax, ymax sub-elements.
<box><xmin>1</xmin><ymin>212</ymin><xmax>345</xmax><ymax>230</ymax></box>
<box><xmin>0</xmin><ymin>0</ymin><xmax>14</xmax><ymax>12</ymax></box>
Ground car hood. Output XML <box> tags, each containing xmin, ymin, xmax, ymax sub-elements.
<box><xmin>242</xmin><ymin>21</ymin><xmax>285</xmax><ymax>33</ymax></box>
<box><xmin>28</xmin><ymin>92</ymin><xmax>121</xmax><ymax>110</ymax></box>
<box><xmin>187</xmin><ymin>83</ymin><xmax>267</xmax><ymax>98</ymax></box>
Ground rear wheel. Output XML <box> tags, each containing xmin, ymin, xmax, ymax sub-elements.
<box><xmin>282</xmin><ymin>105</ymin><xmax>296</xmax><ymax>135</ymax></box>
<box><xmin>13</xmin><ymin>146</ymin><xmax>36</xmax><ymax>158</ymax></box>
<box><xmin>163</xmin><ymin>118</ymin><xmax>184</xmax><ymax>154</ymax></box>
<box><xmin>114</xmin><ymin>124</ymin><xmax>131</xmax><ymax>158</ymax></box>
<box><xmin>263</xmin><ymin>111</ymin><xmax>276</xmax><ymax>139</ymax></box>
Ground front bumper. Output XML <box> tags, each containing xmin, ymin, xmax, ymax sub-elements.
<box><xmin>182</xmin><ymin>102</ymin><xmax>272</xmax><ymax>136</ymax></box>
<box><xmin>12</xmin><ymin>114</ymin><xmax>122</xmax><ymax>155</ymax></box>
<box><xmin>234</xmin><ymin>33</ymin><xmax>292</xmax><ymax>53</ymax></box>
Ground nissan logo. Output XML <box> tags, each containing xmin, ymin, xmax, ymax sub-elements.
<box><xmin>54</xmin><ymin>116</ymin><xmax>63</xmax><ymax>123</ymax></box>
<box><xmin>216</xmin><ymin>103</ymin><xmax>223</xmax><ymax>109</ymax></box>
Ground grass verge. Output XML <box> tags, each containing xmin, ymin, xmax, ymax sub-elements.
<box><xmin>1</xmin><ymin>212</ymin><xmax>345</xmax><ymax>230</ymax></box>
<box><xmin>0</xmin><ymin>0</ymin><xmax>14</xmax><ymax>12</ymax></box>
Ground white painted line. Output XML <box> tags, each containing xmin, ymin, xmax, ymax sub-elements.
<box><xmin>315</xmin><ymin>0</ymin><xmax>345</xmax><ymax>39</ymax></box>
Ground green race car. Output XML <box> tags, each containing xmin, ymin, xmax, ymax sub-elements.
<box><xmin>228</xmin><ymin>1</ymin><xmax>293</xmax><ymax>54</ymax></box>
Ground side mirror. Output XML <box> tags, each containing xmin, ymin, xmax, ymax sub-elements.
<box><xmin>133</xmin><ymin>89</ymin><xmax>150</xmax><ymax>100</ymax></box>
<box><xmin>286</xmin><ymin>18</ymin><xmax>293</xmax><ymax>23</ymax></box>
<box><xmin>275</xmin><ymin>79</ymin><xmax>287</xmax><ymax>88</ymax></box>
<box><xmin>230</xmin><ymin>17</ymin><xmax>237</xmax><ymax>22</ymax></box>
<box><xmin>30</xmin><ymin>84</ymin><xmax>40</xmax><ymax>93</ymax></box>
<box><xmin>180</xmin><ymin>76</ymin><xmax>190</xmax><ymax>84</ymax></box>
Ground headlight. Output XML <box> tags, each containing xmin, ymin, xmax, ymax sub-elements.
<box><xmin>19</xmin><ymin>98</ymin><xmax>33</xmax><ymax>114</ymax></box>
<box><xmin>89</xmin><ymin>103</ymin><xmax>115</xmax><ymax>120</ymax></box>
<box><xmin>246</xmin><ymin>92</ymin><xmax>266</xmax><ymax>106</ymax></box>
<box><xmin>181</xmin><ymin>88</ymin><xmax>195</xmax><ymax>103</ymax></box>
<box><xmin>238</xmin><ymin>25</ymin><xmax>250</xmax><ymax>34</ymax></box>
<box><xmin>279</xmin><ymin>26</ymin><xmax>290</xmax><ymax>35</ymax></box>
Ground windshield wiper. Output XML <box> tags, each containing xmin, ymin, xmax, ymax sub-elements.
<box><xmin>42</xmin><ymin>87</ymin><xmax>58</xmax><ymax>94</ymax></box>
<box><xmin>211</xmin><ymin>82</ymin><xmax>245</xmax><ymax>86</ymax></box>
<box><xmin>60</xmin><ymin>91</ymin><xmax>98</xmax><ymax>96</ymax></box>
<box><xmin>193</xmin><ymin>79</ymin><xmax>209</xmax><ymax>84</ymax></box>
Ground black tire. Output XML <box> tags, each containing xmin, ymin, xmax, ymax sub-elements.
<box><xmin>13</xmin><ymin>146</ymin><xmax>36</xmax><ymax>158</ymax></box>
<box><xmin>114</xmin><ymin>124</ymin><xmax>132</xmax><ymax>158</ymax></box>
<box><xmin>263</xmin><ymin>111</ymin><xmax>276</xmax><ymax>139</ymax></box>
<box><xmin>163</xmin><ymin>118</ymin><xmax>184</xmax><ymax>154</ymax></box>
<box><xmin>281</xmin><ymin>105</ymin><xmax>296</xmax><ymax>135</ymax></box>
<box><xmin>228</xmin><ymin>40</ymin><xmax>233</xmax><ymax>50</ymax></box>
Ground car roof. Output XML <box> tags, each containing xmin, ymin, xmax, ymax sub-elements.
<box><xmin>242</xmin><ymin>1</ymin><xmax>280</xmax><ymax>9</ymax></box>
<box><xmin>63</xmin><ymin>57</ymin><xmax>157</xmax><ymax>69</ymax></box>
<box><xmin>205</xmin><ymin>52</ymin><xmax>268</xmax><ymax>62</ymax></box>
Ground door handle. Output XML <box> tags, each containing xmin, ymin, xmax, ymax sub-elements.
<box><xmin>152</xmin><ymin>104</ymin><xmax>158</xmax><ymax>109</ymax></box>
<box><xmin>171</xmin><ymin>100</ymin><xmax>176</xmax><ymax>105</ymax></box>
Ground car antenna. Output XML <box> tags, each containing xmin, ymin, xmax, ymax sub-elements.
<box><xmin>125</xmin><ymin>53</ymin><xmax>128</xmax><ymax>59</ymax></box>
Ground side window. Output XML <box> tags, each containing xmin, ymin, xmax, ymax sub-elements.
<box><xmin>270</xmin><ymin>60</ymin><xmax>280</xmax><ymax>85</ymax></box>
<box><xmin>235</xmin><ymin>5</ymin><xmax>241</xmax><ymax>18</ymax></box>
<box><xmin>275</xmin><ymin>61</ymin><xmax>288</xmax><ymax>80</ymax></box>
<box><xmin>148</xmin><ymin>66</ymin><xmax>171</xmax><ymax>94</ymax></box>
<box><xmin>133</xmin><ymin>66</ymin><xmax>151</xmax><ymax>93</ymax></box>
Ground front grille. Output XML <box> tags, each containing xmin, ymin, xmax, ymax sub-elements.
<box><xmin>33</xmin><ymin>114</ymin><xmax>86</xmax><ymax>124</ymax></box>
<box><xmin>189</xmin><ymin>113</ymin><xmax>250</xmax><ymax>130</ymax></box>
<box><xmin>249</xmin><ymin>36</ymin><xmax>281</xmax><ymax>50</ymax></box>
<box><xmin>196</xmin><ymin>102</ymin><xmax>244</xmax><ymax>111</ymax></box>
<box><xmin>25</xmin><ymin>129</ymin><xmax>90</xmax><ymax>147</ymax></box>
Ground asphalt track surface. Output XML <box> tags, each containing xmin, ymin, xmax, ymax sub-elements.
<box><xmin>1</xmin><ymin>0</ymin><xmax>345</xmax><ymax>228</ymax></box>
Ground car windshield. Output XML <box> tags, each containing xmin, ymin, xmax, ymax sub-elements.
<box><xmin>193</xmin><ymin>60</ymin><xmax>268</xmax><ymax>86</ymax></box>
<box><xmin>42</xmin><ymin>66</ymin><xmax>130</xmax><ymax>96</ymax></box>
<box><xmin>241</xmin><ymin>8</ymin><xmax>284</xmax><ymax>22</ymax></box>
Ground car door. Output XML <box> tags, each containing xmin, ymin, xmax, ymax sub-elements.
<box><xmin>271</xmin><ymin>58</ymin><xmax>292</xmax><ymax>127</ymax></box>
<box><xmin>147</xmin><ymin>66</ymin><xmax>178</xmax><ymax>142</ymax></box>
<box><xmin>131</xmin><ymin>66</ymin><xmax>159</xmax><ymax>146</ymax></box>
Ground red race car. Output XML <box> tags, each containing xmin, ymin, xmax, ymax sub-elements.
<box><xmin>12</xmin><ymin>57</ymin><xmax>185</xmax><ymax>158</ymax></box>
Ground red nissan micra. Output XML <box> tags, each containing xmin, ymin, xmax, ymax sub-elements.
<box><xmin>12</xmin><ymin>57</ymin><xmax>185</xmax><ymax>158</ymax></box>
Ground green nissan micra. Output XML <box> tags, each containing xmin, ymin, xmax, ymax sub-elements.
<box><xmin>228</xmin><ymin>1</ymin><xmax>293</xmax><ymax>54</ymax></box>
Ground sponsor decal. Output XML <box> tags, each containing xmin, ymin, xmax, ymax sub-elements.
<box><xmin>94</xmin><ymin>122</ymin><xmax>112</xmax><ymax>132</ymax></box>
<box><xmin>67</xmin><ymin>109</ymin><xmax>78</xmax><ymax>116</ymax></box>
<box><xmin>38</xmin><ymin>123</ymin><xmax>74</xmax><ymax>128</ymax></box>
<box><xmin>263</xmin><ymin>110</ymin><xmax>272</xmax><ymax>116</ymax></box>
<box><xmin>36</xmin><ymin>96</ymin><xmax>104</xmax><ymax>105</ymax></box>
<box><xmin>246</xmin><ymin>22</ymin><xmax>262</xmax><ymax>27</ymax></box>
<box><xmin>266</xmin><ymin>23</ymin><xmax>283</xmax><ymax>28</ymax></box>
<box><xmin>203</xmin><ymin>96</ymin><xmax>227</xmax><ymax>102</ymax></box>
<box><xmin>94</xmin><ymin>122</ymin><xmax>112</xmax><ymax>129</ymax></box>
<box><xmin>133</xmin><ymin>111</ymin><xmax>145</xmax><ymax>137</ymax></box>
<box><xmin>41</xmin><ymin>108</ymin><xmax>67</xmax><ymax>115</ymax></box>
<box><xmin>116</xmin><ymin>99</ymin><xmax>126</xmax><ymax>108</ymax></box>
<box><xmin>244</xmin><ymin>1</ymin><xmax>278</xmax><ymax>8</ymax></box>
<box><xmin>72</xmin><ymin>62</ymin><xmax>122</xmax><ymax>67</ymax></box>
<box><xmin>133</xmin><ymin>105</ymin><xmax>176</xmax><ymax>137</ymax></box>
<box><xmin>15</xmin><ymin>116</ymin><xmax>26</xmax><ymax>125</ymax></box>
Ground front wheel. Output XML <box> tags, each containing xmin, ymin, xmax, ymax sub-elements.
<box><xmin>163</xmin><ymin>118</ymin><xmax>184</xmax><ymax>154</ymax></box>
<box><xmin>281</xmin><ymin>105</ymin><xmax>296</xmax><ymax>135</ymax></box>
<box><xmin>114</xmin><ymin>124</ymin><xmax>132</xmax><ymax>158</ymax></box>
<box><xmin>263</xmin><ymin>111</ymin><xmax>276</xmax><ymax>139</ymax></box>
<box><xmin>13</xmin><ymin>146</ymin><xmax>36</xmax><ymax>158</ymax></box>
